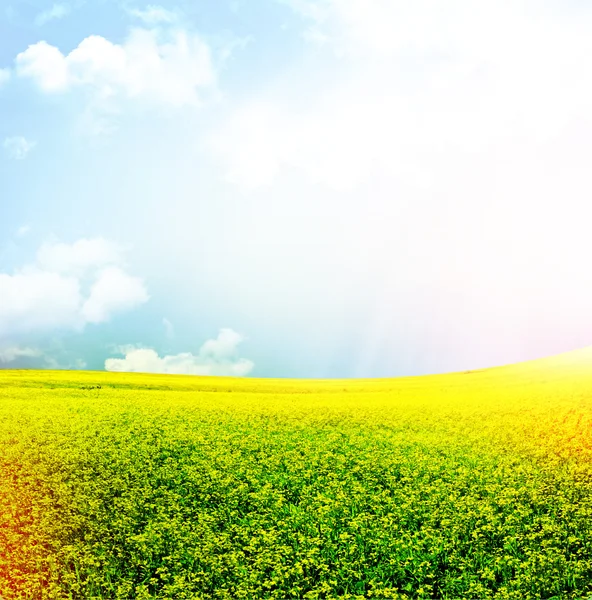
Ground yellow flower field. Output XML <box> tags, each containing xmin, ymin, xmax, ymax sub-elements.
<box><xmin>1</xmin><ymin>348</ymin><xmax>592</xmax><ymax>599</ymax></box>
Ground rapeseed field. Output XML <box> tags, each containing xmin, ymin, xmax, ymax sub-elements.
<box><xmin>1</xmin><ymin>348</ymin><xmax>592</xmax><ymax>599</ymax></box>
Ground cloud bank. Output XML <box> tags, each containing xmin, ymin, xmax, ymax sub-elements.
<box><xmin>213</xmin><ymin>0</ymin><xmax>592</xmax><ymax>192</ymax></box>
<box><xmin>105</xmin><ymin>328</ymin><xmax>254</xmax><ymax>376</ymax></box>
<box><xmin>0</xmin><ymin>346</ymin><xmax>43</xmax><ymax>363</ymax></box>
<box><xmin>0</xmin><ymin>237</ymin><xmax>148</xmax><ymax>338</ymax></box>
<box><xmin>205</xmin><ymin>0</ymin><xmax>592</xmax><ymax>374</ymax></box>
<box><xmin>15</xmin><ymin>27</ymin><xmax>215</xmax><ymax>106</ymax></box>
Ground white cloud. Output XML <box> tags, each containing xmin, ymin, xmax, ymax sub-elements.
<box><xmin>35</xmin><ymin>3</ymin><xmax>70</xmax><ymax>26</ymax></box>
<box><xmin>0</xmin><ymin>270</ymin><xmax>84</xmax><ymax>336</ymax></box>
<box><xmin>0</xmin><ymin>344</ymin><xmax>87</xmax><ymax>369</ymax></box>
<box><xmin>36</xmin><ymin>237</ymin><xmax>124</xmax><ymax>276</ymax></box>
<box><xmin>198</xmin><ymin>327</ymin><xmax>247</xmax><ymax>360</ymax></box>
<box><xmin>16</xmin><ymin>225</ymin><xmax>31</xmax><ymax>237</ymax></box>
<box><xmin>204</xmin><ymin>0</ymin><xmax>592</xmax><ymax>375</ymax></box>
<box><xmin>44</xmin><ymin>355</ymin><xmax>87</xmax><ymax>369</ymax></box>
<box><xmin>81</xmin><ymin>266</ymin><xmax>149</xmax><ymax>324</ymax></box>
<box><xmin>281</xmin><ymin>0</ymin><xmax>535</xmax><ymax>60</ymax></box>
<box><xmin>15</xmin><ymin>41</ymin><xmax>70</xmax><ymax>92</ymax></box>
<box><xmin>0</xmin><ymin>238</ymin><xmax>148</xmax><ymax>337</ymax></box>
<box><xmin>0</xmin><ymin>68</ymin><xmax>10</xmax><ymax>87</ymax></box>
<box><xmin>209</xmin><ymin>94</ymin><xmax>394</xmax><ymax>191</ymax></box>
<box><xmin>3</xmin><ymin>136</ymin><xmax>36</xmax><ymax>160</ymax></box>
<box><xmin>127</xmin><ymin>5</ymin><xmax>178</xmax><ymax>24</ymax></box>
<box><xmin>0</xmin><ymin>346</ymin><xmax>43</xmax><ymax>363</ymax></box>
<box><xmin>209</xmin><ymin>101</ymin><xmax>283</xmax><ymax>189</ymax></box>
<box><xmin>215</xmin><ymin>1</ymin><xmax>592</xmax><ymax>192</ymax></box>
<box><xmin>15</xmin><ymin>27</ymin><xmax>216</xmax><ymax>115</ymax></box>
<box><xmin>105</xmin><ymin>328</ymin><xmax>254</xmax><ymax>376</ymax></box>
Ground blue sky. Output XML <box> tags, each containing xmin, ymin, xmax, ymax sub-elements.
<box><xmin>2</xmin><ymin>0</ymin><xmax>592</xmax><ymax>378</ymax></box>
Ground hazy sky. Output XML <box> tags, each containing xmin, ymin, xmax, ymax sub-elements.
<box><xmin>2</xmin><ymin>0</ymin><xmax>592</xmax><ymax>378</ymax></box>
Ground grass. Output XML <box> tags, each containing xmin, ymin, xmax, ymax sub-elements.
<box><xmin>1</xmin><ymin>348</ymin><xmax>592</xmax><ymax>598</ymax></box>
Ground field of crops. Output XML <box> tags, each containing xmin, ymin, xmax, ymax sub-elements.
<box><xmin>1</xmin><ymin>348</ymin><xmax>592</xmax><ymax>599</ymax></box>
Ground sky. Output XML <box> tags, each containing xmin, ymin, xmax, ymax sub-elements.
<box><xmin>2</xmin><ymin>0</ymin><xmax>592</xmax><ymax>378</ymax></box>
